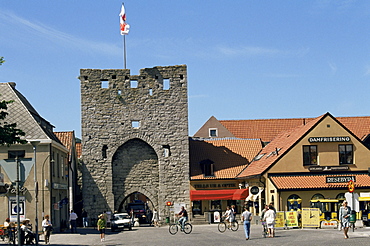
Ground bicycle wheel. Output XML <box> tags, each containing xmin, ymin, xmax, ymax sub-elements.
<box><xmin>169</xmin><ymin>224</ymin><xmax>178</xmax><ymax>235</ymax></box>
<box><xmin>183</xmin><ymin>223</ymin><xmax>192</xmax><ymax>234</ymax></box>
<box><xmin>218</xmin><ymin>222</ymin><xmax>227</xmax><ymax>233</ymax></box>
<box><xmin>230</xmin><ymin>221</ymin><xmax>239</xmax><ymax>231</ymax></box>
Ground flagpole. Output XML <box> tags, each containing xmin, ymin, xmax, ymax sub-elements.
<box><xmin>123</xmin><ymin>35</ymin><xmax>127</xmax><ymax>69</ymax></box>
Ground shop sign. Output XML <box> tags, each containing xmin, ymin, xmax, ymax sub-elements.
<box><xmin>309</xmin><ymin>166</ymin><xmax>349</xmax><ymax>172</ymax></box>
<box><xmin>301</xmin><ymin>208</ymin><xmax>320</xmax><ymax>228</ymax></box>
<box><xmin>193</xmin><ymin>183</ymin><xmax>236</xmax><ymax>189</ymax></box>
<box><xmin>326</xmin><ymin>176</ymin><xmax>356</xmax><ymax>183</ymax></box>
<box><xmin>250</xmin><ymin>186</ymin><xmax>259</xmax><ymax>195</ymax></box>
<box><xmin>285</xmin><ymin>211</ymin><xmax>298</xmax><ymax>227</ymax></box>
<box><xmin>275</xmin><ymin>212</ymin><xmax>285</xmax><ymax>228</ymax></box>
<box><xmin>308</xmin><ymin>136</ymin><xmax>350</xmax><ymax>143</ymax></box>
<box><xmin>52</xmin><ymin>183</ymin><xmax>68</xmax><ymax>189</ymax></box>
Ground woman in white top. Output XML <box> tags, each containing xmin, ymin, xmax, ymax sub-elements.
<box><xmin>42</xmin><ymin>215</ymin><xmax>52</xmax><ymax>244</ymax></box>
<box><xmin>263</xmin><ymin>205</ymin><xmax>276</xmax><ymax>238</ymax></box>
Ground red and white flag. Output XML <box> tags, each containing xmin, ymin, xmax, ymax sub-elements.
<box><xmin>119</xmin><ymin>4</ymin><xmax>130</xmax><ymax>35</ymax></box>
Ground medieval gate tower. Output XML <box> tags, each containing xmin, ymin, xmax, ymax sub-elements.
<box><xmin>79</xmin><ymin>65</ymin><xmax>190</xmax><ymax>219</ymax></box>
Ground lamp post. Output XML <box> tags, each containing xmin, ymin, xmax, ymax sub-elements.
<box><xmin>16</xmin><ymin>156</ymin><xmax>21</xmax><ymax>246</ymax></box>
<box><xmin>30</xmin><ymin>141</ymin><xmax>40</xmax><ymax>246</ymax></box>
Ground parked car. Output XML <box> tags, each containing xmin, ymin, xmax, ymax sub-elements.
<box><xmin>111</xmin><ymin>213</ymin><xmax>132</xmax><ymax>231</ymax></box>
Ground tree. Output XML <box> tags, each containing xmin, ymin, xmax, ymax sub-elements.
<box><xmin>0</xmin><ymin>98</ymin><xmax>27</xmax><ymax>146</ymax></box>
<box><xmin>0</xmin><ymin>57</ymin><xmax>4</xmax><ymax>65</ymax></box>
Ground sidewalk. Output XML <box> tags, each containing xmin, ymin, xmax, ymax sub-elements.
<box><xmin>8</xmin><ymin>224</ymin><xmax>368</xmax><ymax>246</ymax></box>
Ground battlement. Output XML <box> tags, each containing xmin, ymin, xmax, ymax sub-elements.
<box><xmin>79</xmin><ymin>65</ymin><xmax>187</xmax><ymax>92</ymax></box>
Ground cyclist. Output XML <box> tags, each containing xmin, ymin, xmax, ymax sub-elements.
<box><xmin>178</xmin><ymin>206</ymin><xmax>188</xmax><ymax>230</ymax></box>
<box><xmin>222</xmin><ymin>206</ymin><xmax>234</xmax><ymax>229</ymax></box>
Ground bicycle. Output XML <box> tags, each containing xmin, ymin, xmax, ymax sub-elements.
<box><xmin>169</xmin><ymin>219</ymin><xmax>192</xmax><ymax>235</ymax></box>
<box><xmin>218</xmin><ymin>218</ymin><xmax>239</xmax><ymax>233</ymax></box>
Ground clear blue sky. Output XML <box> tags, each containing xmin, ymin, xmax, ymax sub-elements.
<box><xmin>1</xmin><ymin>1</ymin><xmax>369</xmax><ymax>138</ymax></box>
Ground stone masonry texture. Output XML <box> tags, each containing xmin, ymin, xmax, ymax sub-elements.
<box><xmin>79</xmin><ymin>65</ymin><xmax>190</xmax><ymax>219</ymax></box>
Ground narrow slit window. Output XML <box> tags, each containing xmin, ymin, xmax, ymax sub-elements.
<box><xmin>118</xmin><ymin>90</ymin><xmax>122</xmax><ymax>96</ymax></box>
<box><xmin>102</xmin><ymin>145</ymin><xmax>108</xmax><ymax>159</ymax></box>
<box><xmin>163</xmin><ymin>145</ymin><xmax>171</xmax><ymax>157</ymax></box>
<box><xmin>149</xmin><ymin>88</ymin><xmax>153</xmax><ymax>96</ymax></box>
<box><xmin>101</xmin><ymin>80</ymin><xmax>109</xmax><ymax>88</ymax></box>
<box><xmin>163</xmin><ymin>79</ymin><xmax>170</xmax><ymax>90</ymax></box>
<box><xmin>130</xmin><ymin>80</ymin><xmax>138</xmax><ymax>88</ymax></box>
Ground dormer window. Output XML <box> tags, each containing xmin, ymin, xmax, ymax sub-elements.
<box><xmin>199</xmin><ymin>159</ymin><xmax>215</xmax><ymax>177</ymax></box>
<box><xmin>209</xmin><ymin>128</ymin><xmax>218</xmax><ymax>137</ymax></box>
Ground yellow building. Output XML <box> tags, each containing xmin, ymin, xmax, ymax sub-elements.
<box><xmin>237</xmin><ymin>113</ymin><xmax>370</xmax><ymax>225</ymax></box>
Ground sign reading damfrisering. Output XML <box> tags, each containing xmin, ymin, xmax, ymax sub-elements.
<box><xmin>326</xmin><ymin>176</ymin><xmax>356</xmax><ymax>183</ymax></box>
<box><xmin>308</xmin><ymin>136</ymin><xmax>350</xmax><ymax>143</ymax></box>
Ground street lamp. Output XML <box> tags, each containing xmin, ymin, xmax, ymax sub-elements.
<box><xmin>30</xmin><ymin>140</ymin><xmax>40</xmax><ymax>246</ymax></box>
<box><xmin>16</xmin><ymin>156</ymin><xmax>21</xmax><ymax>246</ymax></box>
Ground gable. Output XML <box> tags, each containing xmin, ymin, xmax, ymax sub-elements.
<box><xmin>269</xmin><ymin>115</ymin><xmax>370</xmax><ymax>173</ymax></box>
<box><xmin>0</xmin><ymin>83</ymin><xmax>60</xmax><ymax>142</ymax></box>
<box><xmin>193</xmin><ymin>116</ymin><xmax>234</xmax><ymax>138</ymax></box>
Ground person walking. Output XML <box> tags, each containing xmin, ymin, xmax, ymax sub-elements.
<box><xmin>263</xmin><ymin>204</ymin><xmax>276</xmax><ymax>238</ymax></box>
<box><xmin>69</xmin><ymin>210</ymin><xmax>78</xmax><ymax>233</ymax></box>
<box><xmin>241</xmin><ymin>206</ymin><xmax>252</xmax><ymax>240</ymax></box>
<box><xmin>339</xmin><ymin>201</ymin><xmax>351</xmax><ymax>239</ymax></box>
<box><xmin>4</xmin><ymin>218</ymin><xmax>15</xmax><ymax>242</ymax></box>
<box><xmin>81</xmin><ymin>208</ymin><xmax>88</xmax><ymax>228</ymax></box>
<box><xmin>42</xmin><ymin>215</ymin><xmax>52</xmax><ymax>244</ymax></box>
<box><xmin>97</xmin><ymin>214</ymin><xmax>106</xmax><ymax>242</ymax></box>
<box><xmin>152</xmin><ymin>208</ymin><xmax>160</xmax><ymax>227</ymax></box>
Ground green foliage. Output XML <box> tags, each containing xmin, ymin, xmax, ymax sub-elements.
<box><xmin>0</xmin><ymin>98</ymin><xmax>27</xmax><ymax>146</ymax></box>
<box><xmin>0</xmin><ymin>57</ymin><xmax>4</xmax><ymax>65</ymax></box>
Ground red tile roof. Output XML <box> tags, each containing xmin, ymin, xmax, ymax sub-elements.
<box><xmin>237</xmin><ymin>114</ymin><xmax>325</xmax><ymax>178</ymax></box>
<box><xmin>76</xmin><ymin>142</ymin><xmax>82</xmax><ymax>159</ymax></box>
<box><xmin>190</xmin><ymin>138</ymin><xmax>263</xmax><ymax>180</ymax></box>
<box><xmin>54</xmin><ymin>131</ymin><xmax>75</xmax><ymax>159</ymax></box>
<box><xmin>270</xmin><ymin>174</ymin><xmax>370</xmax><ymax>189</ymax></box>
<box><xmin>219</xmin><ymin>116</ymin><xmax>370</xmax><ymax>142</ymax></box>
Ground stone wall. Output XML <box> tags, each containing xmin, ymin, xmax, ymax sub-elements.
<box><xmin>79</xmin><ymin>65</ymin><xmax>190</xmax><ymax>219</ymax></box>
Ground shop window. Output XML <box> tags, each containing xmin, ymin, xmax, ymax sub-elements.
<box><xmin>303</xmin><ymin>145</ymin><xmax>317</xmax><ymax>165</ymax></box>
<box><xmin>339</xmin><ymin>144</ymin><xmax>353</xmax><ymax>164</ymax></box>
<box><xmin>211</xmin><ymin>200</ymin><xmax>221</xmax><ymax>211</ymax></box>
<box><xmin>287</xmin><ymin>194</ymin><xmax>302</xmax><ymax>211</ymax></box>
<box><xmin>192</xmin><ymin>201</ymin><xmax>202</xmax><ymax>215</ymax></box>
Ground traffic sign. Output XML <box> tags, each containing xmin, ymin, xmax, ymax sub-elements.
<box><xmin>348</xmin><ymin>180</ymin><xmax>355</xmax><ymax>193</ymax></box>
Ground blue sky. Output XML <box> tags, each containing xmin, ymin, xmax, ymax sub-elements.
<box><xmin>1</xmin><ymin>1</ymin><xmax>369</xmax><ymax>138</ymax></box>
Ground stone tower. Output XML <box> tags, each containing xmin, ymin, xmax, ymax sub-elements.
<box><xmin>79</xmin><ymin>65</ymin><xmax>190</xmax><ymax>218</ymax></box>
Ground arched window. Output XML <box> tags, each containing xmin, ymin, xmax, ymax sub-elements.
<box><xmin>336</xmin><ymin>193</ymin><xmax>346</xmax><ymax>211</ymax></box>
<box><xmin>287</xmin><ymin>194</ymin><xmax>302</xmax><ymax>211</ymax></box>
<box><xmin>311</xmin><ymin>193</ymin><xmax>324</xmax><ymax>200</ymax></box>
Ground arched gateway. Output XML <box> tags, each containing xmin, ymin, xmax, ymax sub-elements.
<box><xmin>113</xmin><ymin>139</ymin><xmax>159</xmax><ymax>215</ymax></box>
<box><xmin>79</xmin><ymin>65</ymin><xmax>190</xmax><ymax>221</ymax></box>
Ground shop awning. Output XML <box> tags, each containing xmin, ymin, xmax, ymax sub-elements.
<box><xmin>190</xmin><ymin>189</ymin><xmax>249</xmax><ymax>201</ymax></box>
